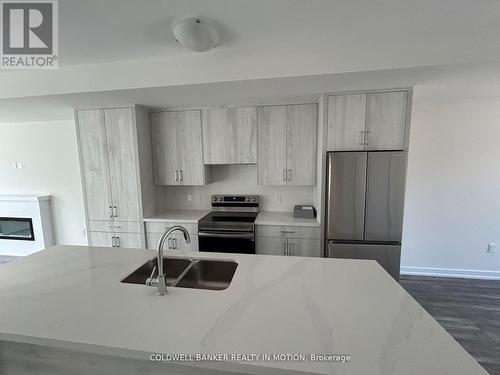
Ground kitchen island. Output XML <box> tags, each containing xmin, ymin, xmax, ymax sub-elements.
<box><xmin>0</xmin><ymin>245</ymin><xmax>489</xmax><ymax>375</ymax></box>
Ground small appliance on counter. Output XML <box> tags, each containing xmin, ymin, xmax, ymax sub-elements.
<box><xmin>293</xmin><ymin>205</ymin><xmax>317</xmax><ymax>219</ymax></box>
<box><xmin>198</xmin><ymin>195</ymin><xmax>259</xmax><ymax>254</ymax></box>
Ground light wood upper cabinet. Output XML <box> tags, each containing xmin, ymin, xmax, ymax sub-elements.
<box><xmin>327</xmin><ymin>94</ymin><xmax>366</xmax><ymax>151</ymax></box>
<box><xmin>327</xmin><ymin>91</ymin><xmax>409</xmax><ymax>151</ymax></box>
<box><xmin>286</xmin><ymin>104</ymin><xmax>317</xmax><ymax>185</ymax></box>
<box><xmin>258</xmin><ymin>104</ymin><xmax>317</xmax><ymax>186</ymax></box>
<box><xmin>151</xmin><ymin>110</ymin><xmax>206</xmax><ymax>185</ymax></box>
<box><xmin>76</xmin><ymin>110</ymin><xmax>112</xmax><ymax>221</ymax></box>
<box><xmin>257</xmin><ymin>106</ymin><xmax>287</xmax><ymax>185</ymax></box>
<box><xmin>175</xmin><ymin>110</ymin><xmax>206</xmax><ymax>185</ymax></box>
<box><xmin>202</xmin><ymin>107</ymin><xmax>257</xmax><ymax>164</ymax></box>
<box><xmin>76</xmin><ymin>108</ymin><xmax>141</xmax><ymax>222</ymax></box>
<box><xmin>151</xmin><ymin>112</ymin><xmax>177</xmax><ymax>185</ymax></box>
<box><xmin>104</xmin><ymin>108</ymin><xmax>141</xmax><ymax>221</ymax></box>
<box><xmin>365</xmin><ymin>91</ymin><xmax>407</xmax><ymax>150</ymax></box>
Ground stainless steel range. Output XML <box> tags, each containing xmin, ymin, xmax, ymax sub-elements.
<box><xmin>198</xmin><ymin>195</ymin><xmax>259</xmax><ymax>254</ymax></box>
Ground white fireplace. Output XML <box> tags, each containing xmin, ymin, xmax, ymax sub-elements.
<box><xmin>0</xmin><ymin>195</ymin><xmax>54</xmax><ymax>256</ymax></box>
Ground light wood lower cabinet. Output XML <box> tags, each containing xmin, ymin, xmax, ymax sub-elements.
<box><xmin>89</xmin><ymin>232</ymin><xmax>142</xmax><ymax>249</ymax></box>
<box><xmin>287</xmin><ymin>238</ymin><xmax>321</xmax><ymax>257</ymax></box>
<box><xmin>144</xmin><ymin>222</ymin><xmax>197</xmax><ymax>235</ymax></box>
<box><xmin>256</xmin><ymin>225</ymin><xmax>321</xmax><ymax>257</ymax></box>
<box><xmin>146</xmin><ymin>232</ymin><xmax>198</xmax><ymax>252</ymax></box>
<box><xmin>145</xmin><ymin>221</ymin><xmax>199</xmax><ymax>251</ymax></box>
<box><xmin>88</xmin><ymin>220</ymin><xmax>142</xmax><ymax>233</ymax></box>
<box><xmin>256</xmin><ymin>236</ymin><xmax>321</xmax><ymax>257</ymax></box>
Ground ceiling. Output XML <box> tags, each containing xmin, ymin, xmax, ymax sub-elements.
<box><xmin>58</xmin><ymin>0</ymin><xmax>500</xmax><ymax>66</ymax></box>
<box><xmin>1</xmin><ymin>0</ymin><xmax>500</xmax><ymax>121</ymax></box>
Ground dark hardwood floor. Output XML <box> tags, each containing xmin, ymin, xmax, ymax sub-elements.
<box><xmin>401</xmin><ymin>275</ymin><xmax>500</xmax><ymax>375</ymax></box>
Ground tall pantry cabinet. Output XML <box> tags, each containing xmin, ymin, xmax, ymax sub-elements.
<box><xmin>75</xmin><ymin>106</ymin><xmax>149</xmax><ymax>248</ymax></box>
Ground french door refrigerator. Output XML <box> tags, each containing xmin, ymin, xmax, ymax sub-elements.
<box><xmin>326</xmin><ymin>151</ymin><xmax>406</xmax><ymax>280</ymax></box>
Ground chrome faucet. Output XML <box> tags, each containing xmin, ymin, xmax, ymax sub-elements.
<box><xmin>146</xmin><ymin>225</ymin><xmax>191</xmax><ymax>295</ymax></box>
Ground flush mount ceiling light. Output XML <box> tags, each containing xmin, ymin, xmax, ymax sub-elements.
<box><xmin>172</xmin><ymin>17</ymin><xmax>219</xmax><ymax>52</ymax></box>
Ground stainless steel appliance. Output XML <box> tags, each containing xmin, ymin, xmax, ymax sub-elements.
<box><xmin>325</xmin><ymin>151</ymin><xmax>406</xmax><ymax>280</ymax></box>
<box><xmin>198</xmin><ymin>195</ymin><xmax>259</xmax><ymax>254</ymax></box>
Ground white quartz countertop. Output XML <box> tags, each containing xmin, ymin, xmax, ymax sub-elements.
<box><xmin>0</xmin><ymin>246</ymin><xmax>487</xmax><ymax>375</ymax></box>
<box><xmin>256</xmin><ymin>211</ymin><xmax>320</xmax><ymax>227</ymax></box>
<box><xmin>143</xmin><ymin>210</ymin><xmax>209</xmax><ymax>223</ymax></box>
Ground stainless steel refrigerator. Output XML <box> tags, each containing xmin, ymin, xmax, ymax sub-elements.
<box><xmin>325</xmin><ymin>151</ymin><xmax>406</xmax><ymax>280</ymax></box>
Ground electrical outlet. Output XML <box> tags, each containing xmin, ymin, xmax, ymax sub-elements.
<box><xmin>487</xmin><ymin>243</ymin><xmax>497</xmax><ymax>253</ymax></box>
<box><xmin>187</xmin><ymin>195</ymin><xmax>192</xmax><ymax>202</ymax></box>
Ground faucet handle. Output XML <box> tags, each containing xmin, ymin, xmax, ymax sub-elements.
<box><xmin>145</xmin><ymin>266</ymin><xmax>158</xmax><ymax>287</ymax></box>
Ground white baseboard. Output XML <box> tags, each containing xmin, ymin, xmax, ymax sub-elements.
<box><xmin>401</xmin><ymin>266</ymin><xmax>500</xmax><ymax>280</ymax></box>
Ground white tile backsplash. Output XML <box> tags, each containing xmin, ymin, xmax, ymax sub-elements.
<box><xmin>160</xmin><ymin>165</ymin><xmax>313</xmax><ymax>212</ymax></box>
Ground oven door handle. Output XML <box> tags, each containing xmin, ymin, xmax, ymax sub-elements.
<box><xmin>198</xmin><ymin>231</ymin><xmax>254</xmax><ymax>239</ymax></box>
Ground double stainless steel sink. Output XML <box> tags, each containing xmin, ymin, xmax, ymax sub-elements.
<box><xmin>121</xmin><ymin>257</ymin><xmax>238</xmax><ymax>291</ymax></box>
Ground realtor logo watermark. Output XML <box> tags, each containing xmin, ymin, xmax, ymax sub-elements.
<box><xmin>1</xmin><ymin>0</ymin><xmax>58</xmax><ymax>69</ymax></box>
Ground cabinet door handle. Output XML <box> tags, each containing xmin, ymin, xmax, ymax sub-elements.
<box><xmin>282</xmin><ymin>169</ymin><xmax>287</xmax><ymax>182</ymax></box>
<box><xmin>174</xmin><ymin>170</ymin><xmax>178</xmax><ymax>182</ymax></box>
<box><xmin>288</xmin><ymin>242</ymin><xmax>293</xmax><ymax>256</ymax></box>
<box><xmin>365</xmin><ymin>130</ymin><xmax>371</xmax><ymax>146</ymax></box>
<box><xmin>111</xmin><ymin>236</ymin><xmax>116</xmax><ymax>247</ymax></box>
<box><xmin>179</xmin><ymin>170</ymin><xmax>183</xmax><ymax>182</ymax></box>
<box><xmin>167</xmin><ymin>238</ymin><xmax>172</xmax><ymax>249</ymax></box>
<box><xmin>283</xmin><ymin>240</ymin><xmax>287</xmax><ymax>255</ymax></box>
<box><xmin>115</xmin><ymin>236</ymin><xmax>120</xmax><ymax>248</ymax></box>
<box><xmin>173</xmin><ymin>237</ymin><xmax>177</xmax><ymax>249</ymax></box>
<box><xmin>287</xmin><ymin>169</ymin><xmax>292</xmax><ymax>181</ymax></box>
<box><xmin>108</xmin><ymin>205</ymin><xmax>113</xmax><ymax>218</ymax></box>
<box><xmin>113</xmin><ymin>205</ymin><xmax>118</xmax><ymax>218</ymax></box>
<box><xmin>360</xmin><ymin>130</ymin><xmax>365</xmax><ymax>146</ymax></box>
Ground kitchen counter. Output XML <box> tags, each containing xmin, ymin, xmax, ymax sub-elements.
<box><xmin>0</xmin><ymin>245</ymin><xmax>487</xmax><ymax>375</ymax></box>
<box><xmin>143</xmin><ymin>210</ymin><xmax>209</xmax><ymax>223</ymax></box>
<box><xmin>256</xmin><ymin>211</ymin><xmax>320</xmax><ymax>227</ymax></box>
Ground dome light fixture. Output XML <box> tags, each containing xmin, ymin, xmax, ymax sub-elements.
<box><xmin>172</xmin><ymin>17</ymin><xmax>219</xmax><ymax>52</ymax></box>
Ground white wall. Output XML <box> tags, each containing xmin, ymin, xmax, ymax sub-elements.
<box><xmin>402</xmin><ymin>93</ymin><xmax>500</xmax><ymax>278</ymax></box>
<box><xmin>161</xmin><ymin>165</ymin><xmax>313</xmax><ymax>212</ymax></box>
<box><xmin>0</xmin><ymin>120</ymin><xmax>87</xmax><ymax>249</ymax></box>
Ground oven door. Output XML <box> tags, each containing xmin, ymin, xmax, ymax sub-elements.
<box><xmin>198</xmin><ymin>231</ymin><xmax>255</xmax><ymax>254</ymax></box>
